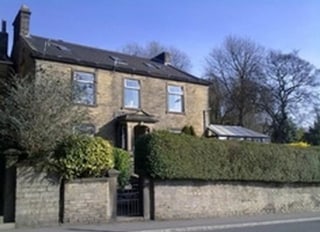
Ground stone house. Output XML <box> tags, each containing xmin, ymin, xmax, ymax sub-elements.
<box><xmin>0</xmin><ymin>20</ymin><xmax>13</xmax><ymax>91</ymax></box>
<box><xmin>1</xmin><ymin>6</ymin><xmax>209</xmax><ymax>152</ymax></box>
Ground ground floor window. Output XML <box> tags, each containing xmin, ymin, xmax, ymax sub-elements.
<box><xmin>73</xmin><ymin>123</ymin><xmax>95</xmax><ymax>136</ymax></box>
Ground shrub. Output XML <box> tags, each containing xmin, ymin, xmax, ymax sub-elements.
<box><xmin>113</xmin><ymin>148</ymin><xmax>133</xmax><ymax>188</ymax></box>
<box><xmin>53</xmin><ymin>135</ymin><xmax>114</xmax><ymax>180</ymax></box>
<box><xmin>288</xmin><ymin>141</ymin><xmax>310</xmax><ymax>148</ymax></box>
<box><xmin>135</xmin><ymin>130</ymin><xmax>320</xmax><ymax>183</ymax></box>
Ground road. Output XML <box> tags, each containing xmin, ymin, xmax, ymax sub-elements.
<box><xmin>206</xmin><ymin>219</ymin><xmax>320</xmax><ymax>232</ymax></box>
<box><xmin>1</xmin><ymin>212</ymin><xmax>320</xmax><ymax>232</ymax></box>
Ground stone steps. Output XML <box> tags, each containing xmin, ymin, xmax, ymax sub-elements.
<box><xmin>0</xmin><ymin>217</ymin><xmax>15</xmax><ymax>230</ymax></box>
<box><xmin>0</xmin><ymin>223</ymin><xmax>15</xmax><ymax>230</ymax></box>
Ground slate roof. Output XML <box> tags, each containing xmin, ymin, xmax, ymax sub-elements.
<box><xmin>207</xmin><ymin>124</ymin><xmax>270</xmax><ymax>139</ymax></box>
<box><xmin>22</xmin><ymin>35</ymin><xmax>209</xmax><ymax>86</ymax></box>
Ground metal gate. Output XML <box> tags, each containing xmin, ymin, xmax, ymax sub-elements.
<box><xmin>117</xmin><ymin>177</ymin><xmax>143</xmax><ymax>216</ymax></box>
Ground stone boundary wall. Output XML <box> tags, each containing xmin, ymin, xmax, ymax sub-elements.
<box><xmin>15</xmin><ymin>167</ymin><xmax>118</xmax><ymax>227</ymax></box>
<box><xmin>63</xmin><ymin>178</ymin><xmax>111</xmax><ymax>224</ymax></box>
<box><xmin>152</xmin><ymin>180</ymin><xmax>320</xmax><ymax>220</ymax></box>
<box><xmin>15</xmin><ymin>166</ymin><xmax>60</xmax><ymax>227</ymax></box>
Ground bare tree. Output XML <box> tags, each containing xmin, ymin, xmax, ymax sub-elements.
<box><xmin>122</xmin><ymin>41</ymin><xmax>192</xmax><ymax>71</ymax></box>
<box><xmin>261</xmin><ymin>50</ymin><xmax>319</xmax><ymax>143</ymax></box>
<box><xmin>205</xmin><ymin>35</ymin><xmax>266</xmax><ymax>127</ymax></box>
<box><xmin>0</xmin><ymin>70</ymin><xmax>89</xmax><ymax>162</ymax></box>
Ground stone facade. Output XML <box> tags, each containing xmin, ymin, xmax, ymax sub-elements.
<box><xmin>15</xmin><ymin>166</ymin><xmax>60</xmax><ymax>227</ymax></box>
<box><xmin>64</xmin><ymin>178</ymin><xmax>111</xmax><ymax>224</ymax></box>
<box><xmin>152</xmin><ymin>180</ymin><xmax>320</xmax><ymax>220</ymax></box>
<box><xmin>33</xmin><ymin>59</ymin><xmax>209</xmax><ymax>149</ymax></box>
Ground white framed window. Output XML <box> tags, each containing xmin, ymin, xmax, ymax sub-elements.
<box><xmin>73</xmin><ymin>123</ymin><xmax>96</xmax><ymax>136</ymax></box>
<box><xmin>124</xmin><ymin>79</ymin><xmax>140</xmax><ymax>109</ymax></box>
<box><xmin>73</xmin><ymin>71</ymin><xmax>95</xmax><ymax>105</ymax></box>
<box><xmin>167</xmin><ymin>85</ymin><xmax>184</xmax><ymax>113</ymax></box>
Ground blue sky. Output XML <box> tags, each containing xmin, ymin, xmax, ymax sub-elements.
<box><xmin>1</xmin><ymin>0</ymin><xmax>319</xmax><ymax>77</ymax></box>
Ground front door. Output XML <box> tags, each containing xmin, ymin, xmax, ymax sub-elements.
<box><xmin>134</xmin><ymin>125</ymin><xmax>149</xmax><ymax>144</ymax></box>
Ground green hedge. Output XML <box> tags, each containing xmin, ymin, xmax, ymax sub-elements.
<box><xmin>113</xmin><ymin>148</ymin><xmax>133</xmax><ymax>188</ymax></box>
<box><xmin>53</xmin><ymin>135</ymin><xmax>114</xmax><ymax>180</ymax></box>
<box><xmin>135</xmin><ymin>131</ymin><xmax>320</xmax><ymax>183</ymax></box>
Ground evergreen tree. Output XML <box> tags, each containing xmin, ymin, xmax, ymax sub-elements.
<box><xmin>305</xmin><ymin>111</ymin><xmax>320</xmax><ymax>145</ymax></box>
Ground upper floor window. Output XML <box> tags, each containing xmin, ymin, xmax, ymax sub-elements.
<box><xmin>73</xmin><ymin>71</ymin><xmax>95</xmax><ymax>105</ymax></box>
<box><xmin>124</xmin><ymin>79</ymin><xmax>140</xmax><ymax>109</ymax></box>
<box><xmin>167</xmin><ymin>85</ymin><xmax>184</xmax><ymax>113</ymax></box>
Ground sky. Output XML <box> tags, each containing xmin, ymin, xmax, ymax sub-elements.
<box><xmin>0</xmin><ymin>0</ymin><xmax>319</xmax><ymax>77</ymax></box>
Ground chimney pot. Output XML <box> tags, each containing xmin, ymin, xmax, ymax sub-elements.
<box><xmin>20</xmin><ymin>4</ymin><xmax>30</xmax><ymax>11</ymax></box>
<box><xmin>1</xmin><ymin>20</ymin><xmax>6</xmax><ymax>33</ymax></box>
<box><xmin>0</xmin><ymin>20</ymin><xmax>8</xmax><ymax>60</ymax></box>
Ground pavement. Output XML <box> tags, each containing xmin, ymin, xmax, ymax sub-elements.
<box><xmin>1</xmin><ymin>211</ymin><xmax>320</xmax><ymax>232</ymax></box>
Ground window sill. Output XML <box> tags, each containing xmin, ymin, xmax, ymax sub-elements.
<box><xmin>166</xmin><ymin>111</ymin><xmax>186</xmax><ymax>115</ymax></box>
<box><xmin>73</xmin><ymin>102</ymin><xmax>97</xmax><ymax>108</ymax></box>
<box><xmin>122</xmin><ymin>106</ymin><xmax>141</xmax><ymax>111</ymax></box>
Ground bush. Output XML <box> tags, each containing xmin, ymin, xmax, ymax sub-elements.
<box><xmin>53</xmin><ymin>135</ymin><xmax>114</xmax><ymax>180</ymax></box>
<box><xmin>113</xmin><ymin>148</ymin><xmax>133</xmax><ymax>188</ymax></box>
<box><xmin>288</xmin><ymin>141</ymin><xmax>310</xmax><ymax>148</ymax></box>
<box><xmin>135</xmin><ymin>130</ymin><xmax>320</xmax><ymax>183</ymax></box>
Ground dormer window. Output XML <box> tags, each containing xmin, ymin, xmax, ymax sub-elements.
<box><xmin>45</xmin><ymin>40</ymin><xmax>70</xmax><ymax>52</ymax></box>
<box><xmin>143</xmin><ymin>62</ymin><xmax>160</xmax><ymax>69</ymax></box>
<box><xmin>110</xmin><ymin>56</ymin><xmax>127</xmax><ymax>65</ymax></box>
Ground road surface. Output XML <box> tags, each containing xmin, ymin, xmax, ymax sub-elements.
<box><xmin>205</xmin><ymin>219</ymin><xmax>320</xmax><ymax>232</ymax></box>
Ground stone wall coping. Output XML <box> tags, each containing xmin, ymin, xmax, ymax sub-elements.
<box><xmin>153</xmin><ymin>179</ymin><xmax>320</xmax><ymax>188</ymax></box>
<box><xmin>66</xmin><ymin>177</ymin><xmax>110</xmax><ymax>184</ymax></box>
<box><xmin>107</xmin><ymin>169</ymin><xmax>120</xmax><ymax>177</ymax></box>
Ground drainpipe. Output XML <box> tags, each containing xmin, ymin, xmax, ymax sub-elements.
<box><xmin>203</xmin><ymin>108</ymin><xmax>211</xmax><ymax>136</ymax></box>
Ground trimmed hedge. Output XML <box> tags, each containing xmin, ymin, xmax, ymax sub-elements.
<box><xmin>135</xmin><ymin>131</ymin><xmax>320</xmax><ymax>183</ymax></box>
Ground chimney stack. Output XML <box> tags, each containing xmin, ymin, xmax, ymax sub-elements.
<box><xmin>0</xmin><ymin>20</ymin><xmax>8</xmax><ymax>60</ymax></box>
<box><xmin>13</xmin><ymin>5</ymin><xmax>31</xmax><ymax>42</ymax></box>
<box><xmin>151</xmin><ymin>52</ymin><xmax>171</xmax><ymax>65</ymax></box>
<box><xmin>2</xmin><ymin>20</ymin><xmax>6</xmax><ymax>32</ymax></box>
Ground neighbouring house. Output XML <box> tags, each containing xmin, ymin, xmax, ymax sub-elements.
<box><xmin>4</xmin><ymin>5</ymin><xmax>210</xmax><ymax>152</ymax></box>
<box><xmin>207</xmin><ymin>124</ymin><xmax>270</xmax><ymax>143</ymax></box>
<box><xmin>0</xmin><ymin>21</ymin><xmax>13</xmax><ymax>224</ymax></box>
<box><xmin>0</xmin><ymin>20</ymin><xmax>13</xmax><ymax>87</ymax></box>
